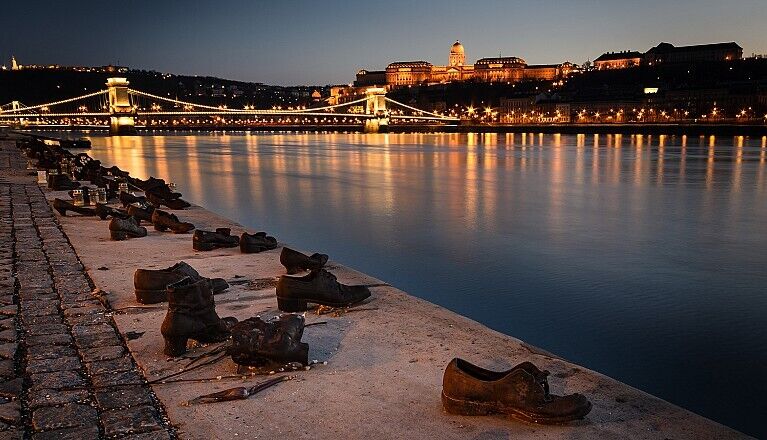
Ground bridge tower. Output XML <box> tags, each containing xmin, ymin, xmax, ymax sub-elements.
<box><xmin>11</xmin><ymin>101</ymin><xmax>23</xmax><ymax>125</ymax></box>
<box><xmin>364</xmin><ymin>87</ymin><xmax>389</xmax><ymax>133</ymax></box>
<box><xmin>106</xmin><ymin>77</ymin><xmax>137</xmax><ymax>135</ymax></box>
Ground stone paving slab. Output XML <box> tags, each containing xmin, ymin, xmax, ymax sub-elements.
<box><xmin>0</xmin><ymin>140</ymin><xmax>175</xmax><ymax>439</ymax></box>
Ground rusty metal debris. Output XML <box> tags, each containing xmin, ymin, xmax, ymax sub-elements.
<box><xmin>185</xmin><ymin>375</ymin><xmax>295</xmax><ymax>405</ymax></box>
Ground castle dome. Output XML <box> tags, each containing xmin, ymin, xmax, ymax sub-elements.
<box><xmin>451</xmin><ymin>41</ymin><xmax>465</xmax><ymax>54</ymax></box>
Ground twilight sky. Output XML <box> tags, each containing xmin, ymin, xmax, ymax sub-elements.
<box><xmin>1</xmin><ymin>0</ymin><xmax>765</xmax><ymax>85</ymax></box>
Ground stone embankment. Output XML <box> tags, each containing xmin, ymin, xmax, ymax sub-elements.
<box><xmin>0</xmin><ymin>136</ymin><xmax>751</xmax><ymax>439</ymax></box>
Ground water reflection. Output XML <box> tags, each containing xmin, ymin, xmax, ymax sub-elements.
<box><xmin>86</xmin><ymin>132</ymin><xmax>767</xmax><ymax>438</ymax></box>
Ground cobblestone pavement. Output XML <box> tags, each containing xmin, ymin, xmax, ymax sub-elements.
<box><xmin>0</xmin><ymin>141</ymin><xmax>176</xmax><ymax>439</ymax></box>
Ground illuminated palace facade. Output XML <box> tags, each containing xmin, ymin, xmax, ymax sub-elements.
<box><xmin>356</xmin><ymin>41</ymin><xmax>573</xmax><ymax>88</ymax></box>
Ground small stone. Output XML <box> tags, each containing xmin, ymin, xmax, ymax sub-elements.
<box><xmin>32</xmin><ymin>403</ymin><xmax>98</xmax><ymax>432</ymax></box>
<box><xmin>73</xmin><ymin>330</ymin><xmax>121</xmax><ymax>349</ymax></box>
<box><xmin>28</xmin><ymin>389</ymin><xmax>90</xmax><ymax>409</ymax></box>
<box><xmin>80</xmin><ymin>345</ymin><xmax>124</xmax><ymax>363</ymax></box>
<box><xmin>0</xmin><ymin>400</ymin><xmax>21</xmax><ymax>424</ymax></box>
<box><xmin>26</xmin><ymin>356</ymin><xmax>82</xmax><ymax>374</ymax></box>
<box><xmin>0</xmin><ymin>331</ymin><xmax>16</xmax><ymax>345</ymax></box>
<box><xmin>117</xmin><ymin>429</ymin><xmax>172</xmax><ymax>440</ymax></box>
<box><xmin>95</xmin><ymin>386</ymin><xmax>153</xmax><ymax>410</ymax></box>
<box><xmin>0</xmin><ymin>378</ymin><xmax>22</xmax><ymax>399</ymax></box>
<box><xmin>101</xmin><ymin>406</ymin><xmax>161</xmax><ymax>437</ymax></box>
<box><xmin>31</xmin><ymin>425</ymin><xmax>100</xmax><ymax>440</ymax></box>
<box><xmin>85</xmin><ymin>356</ymin><xmax>134</xmax><ymax>376</ymax></box>
<box><xmin>26</xmin><ymin>344</ymin><xmax>77</xmax><ymax>361</ymax></box>
<box><xmin>0</xmin><ymin>359</ymin><xmax>15</xmax><ymax>378</ymax></box>
<box><xmin>26</xmin><ymin>333</ymin><xmax>73</xmax><ymax>347</ymax></box>
<box><xmin>90</xmin><ymin>370</ymin><xmax>144</xmax><ymax>388</ymax></box>
<box><xmin>25</xmin><ymin>323</ymin><xmax>68</xmax><ymax>337</ymax></box>
<box><xmin>0</xmin><ymin>343</ymin><xmax>17</xmax><ymax>360</ymax></box>
<box><xmin>29</xmin><ymin>371</ymin><xmax>86</xmax><ymax>392</ymax></box>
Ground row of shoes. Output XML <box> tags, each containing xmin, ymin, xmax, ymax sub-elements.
<box><xmin>19</xmin><ymin>137</ymin><xmax>192</xmax><ymax>210</ymax></box>
<box><xmin>22</xmin><ymin>139</ymin><xmax>590</xmax><ymax>425</ymax></box>
<box><xmin>132</xmin><ymin>245</ymin><xmax>370</xmax><ymax>366</ymax></box>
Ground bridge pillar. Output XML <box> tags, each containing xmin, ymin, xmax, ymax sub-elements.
<box><xmin>107</xmin><ymin>77</ymin><xmax>137</xmax><ymax>135</ymax></box>
<box><xmin>364</xmin><ymin>87</ymin><xmax>389</xmax><ymax>133</ymax></box>
<box><xmin>11</xmin><ymin>101</ymin><xmax>24</xmax><ymax>125</ymax></box>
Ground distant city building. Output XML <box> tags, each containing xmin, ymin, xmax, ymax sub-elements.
<box><xmin>5</xmin><ymin>56</ymin><xmax>127</xmax><ymax>73</ymax></box>
<box><xmin>354</xmin><ymin>69</ymin><xmax>386</xmax><ymax>87</ymax></box>
<box><xmin>644</xmin><ymin>42</ymin><xmax>742</xmax><ymax>65</ymax></box>
<box><xmin>594</xmin><ymin>42</ymin><xmax>744</xmax><ymax>70</ymax></box>
<box><xmin>594</xmin><ymin>51</ymin><xmax>643</xmax><ymax>70</ymax></box>
<box><xmin>359</xmin><ymin>41</ymin><xmax>572</xmax><ymax>88</ymax></box>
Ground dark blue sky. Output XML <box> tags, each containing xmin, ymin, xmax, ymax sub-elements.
<box><xmin>2</xmin><ymin>0</ymin><xmax>765</xmax><ymax>85</ymax></box>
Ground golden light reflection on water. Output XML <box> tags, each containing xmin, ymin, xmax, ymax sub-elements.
<box><xmin>89</xmin><ymin>132</ymin><xmax>767</xmax><ymax>238</ymax></box>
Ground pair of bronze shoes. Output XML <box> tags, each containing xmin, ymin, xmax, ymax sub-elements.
<box><xmin>442</xmin><ymin>358</ymin><xmax>592</xmax><ymax>424</ymax></box>
<box><xmin>275</xmin><ymin>248</ymin><xmax>371</xmax><ymax>313</ymax></box>
<box><xmin>192</xmin><ymin>229</ymin><xmax>278</xmax><ymax>252</ymax></box>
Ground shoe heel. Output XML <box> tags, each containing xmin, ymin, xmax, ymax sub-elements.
<box><xmin>277</xmin><ymin>297</ymin><xmax>308</xmax><ymax>312</ymax></box>
<box><xmin>285</xmin><ymin>267</ymin><xmax>302</xmax><ymax>275</ymax></box>
<box><xmin>154</xmin><ymin>224</ymin><xmax>168</xmax><ymax>232</ymax></box>
<box><xmin>163</xmin><ymin>336</ymin><xmax>189</xmax><ymax>356</ymax></box>
<box><xmin>441</xmin><ymin>392</ymin><xmax>493</xmax><ymax>416</ymax></box>
<box><xmin>110</xmin><ymin>231</ymin><xmax>128</xmax><ymax>241</ymax></box>
<box><xmin>54</xmin><ymin>207</ymin><xmax>67</xmax><ymax>216</ymax></box>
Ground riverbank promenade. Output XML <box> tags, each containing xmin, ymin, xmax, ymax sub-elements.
<box><xmin>0</xmin><ymin>138</ymin><xmax>749</xmax><ymax>439</ymax></box>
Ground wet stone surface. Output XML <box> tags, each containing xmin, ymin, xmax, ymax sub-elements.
<box><xmin>0</xmin><ymin>142</ymin><xmax>175</xmax><ymax>438</ymax></box>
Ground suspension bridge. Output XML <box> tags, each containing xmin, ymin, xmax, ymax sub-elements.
<box><xmin>0</xmin><ymin>77</ymin><xmax>458</xmax><ymax>134</ymax></box>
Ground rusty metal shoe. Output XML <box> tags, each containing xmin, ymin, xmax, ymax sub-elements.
<box><xmin>161</xmin><ymin>277</ymin><xmax>232</xmax><ymax>356</ymax></box>
<box><xmin>134</xmin><ymin>261</ymin><xmax>229</xmax><ymax>304</ymax></box>
<box><xmin>275</xmin><ymin>269</ymin><xmax>371</xmax><ymax>312</ymax></box>
<box><xmin>279</xmin><ymin>247</ymin><xmax>328</xmax><ymax>274</ymax></box>
<box><xmin>228</xmin><ymin>314</ymin><xmax>309</xmax><ymax>367</ymax></box>
<box><xmin>52</xmin><ymin>198</ymin><xmax>96</xmax><ymax>217</ymax></box>
<box><xmin>147</xmin><ymin>192</ymin><xmax>191</xmax><ymax>210</ymax></box>
<box><xmin>94</xmin><ymin>203</ymin><xmax>130</xmax><ymax>220</ymax></box>
<box><xmin>47</xmin><ymin>174</ymin><xmax>81</xmax><ymax>190</ymax></box>
<box><xmin>127</xmin><ymin>204</ymin><xmax>154</xmax><ymax>224</ymax></box>
<box><xmin>240</xmin><ymin>231</ymin><xmax>278</xmax><ymax>254</ymax></box>
<box><xmin>441</xmin><ymin>358</ymin><xmax>592</xmax><ymax>424</ymax></box>
<box><xmin>151</xmin><ymin>208</ymin><xmax>195</xmax><ymax>233</ymax></box>
<box><xmin>108</xmin><ymin>216</ymin><xmax>148</xmax><ymax>241</ymax></box>
<box><xmin>193</xmin><ymin>228</ymin><xmax>240</xmax><ymax>251</ymax></box>
<box><xmin>119</xmin><ymin>191</ymin><xmax>146</xmax><ymax>207</ymax></box>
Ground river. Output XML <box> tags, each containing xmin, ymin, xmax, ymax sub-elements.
<box><xmin>76</xmin><ymin>131</ymin><xmax>766</xmax><ymax>437</ymax></box>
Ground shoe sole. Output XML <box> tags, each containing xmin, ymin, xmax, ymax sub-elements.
<box><xmin>110</xmin><ymin>231</ymin><xmax>146</xmax><ymax>241</ymax></box>
<box><xmin>441</xmin><ymin>392</ymin><xmax>592</xmax><ymax>424</ymax></box>
<box><xmin>194</xmin><ymin>242</ymin><xmax>238</xmax><ymax>251</ymax></box>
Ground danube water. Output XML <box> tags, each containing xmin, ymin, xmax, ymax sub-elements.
<box><xmin>81</xmin><ymin>131</ymin><xmax>766</xmax><ymax>437</ymax></box>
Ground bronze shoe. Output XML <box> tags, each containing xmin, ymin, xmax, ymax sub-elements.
<box><xmin>134</xmin><ymin>261</ymin><xmax>229</xmax><ymax>304</ymax></box>
<box><xmin>279</xmin><ymin>247</ymin><xmax>328</xmax><ymax>274</ymax></box>
<box><xmin>441</xmin><ymin>358</ymin><xmax>592</xmax><ymax>424</ymax></box>
<box><xmin>151</xmin><ymin>209</ymin><xmax>195</xmax><ymax>233</ymax></box>
<box><xmin>108</xmin><ymin>217</ymin><xmax>147</xmax><ymax>241</ymax></box>
<box><xmin>275</xmin><ymin>269</ymin><xmax>370</xmax><ymax>312</ymax></box>
<box><xmin>228</xmin><ymin>314</ymin><xmax>309</xmax><ymax>368</ymax></box>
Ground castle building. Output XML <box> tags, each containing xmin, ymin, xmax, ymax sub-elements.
<box><xmin>644</xmin><ymin>42</ymin><xmax>742</xmax><ymax>65</ymax></box>
<box><xmin>593</xmin><ymin>51</ymin><xmax>643</xmax><ymax>70</ymax></box>
<box><xmin>594</xmin><ymin>42</ymin><xmax>743</xmax><ymax>70</ymax></box>
<box><xmin>363</xmin><ymin>41</ymin><xmax>571</xmax><ymax>88</ymax></box>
